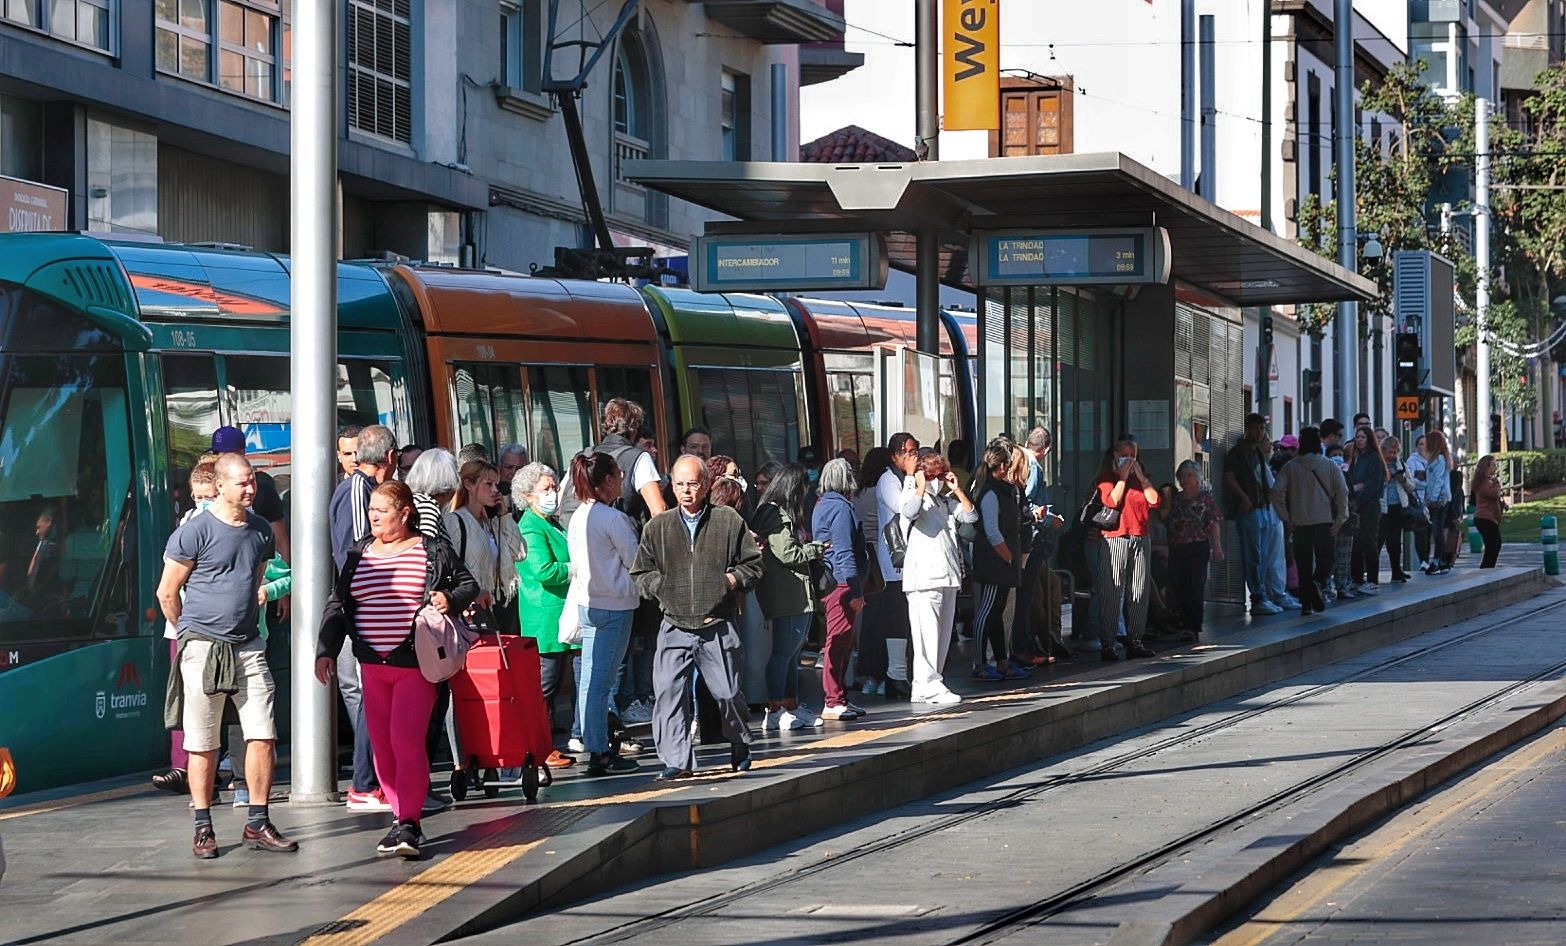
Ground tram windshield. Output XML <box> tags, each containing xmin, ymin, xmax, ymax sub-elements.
<box><xmin>0</xmin><ymin>286</ymin><xmax>134</xmax><ymax>643</ymax></box>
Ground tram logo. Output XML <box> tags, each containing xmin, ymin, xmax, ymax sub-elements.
<box><xmin>96</xmin><ymin>661</ymin><xmax>148</xmax><ymax>721</ymax></box>
<box><xmin>115</xmin><ymin>661</ymin><xmax>141</xmax><ymax>690</ymax></box>
<box><xmin>95</xmin><ymin>691</ymin><xmax>106</xmax><ymax>719</ymax></box>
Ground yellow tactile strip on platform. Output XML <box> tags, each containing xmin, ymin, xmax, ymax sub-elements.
<box><xmin>298</xmin><ymin>807</ymin><xmax>588</xmax><ymax>946</ymax></box>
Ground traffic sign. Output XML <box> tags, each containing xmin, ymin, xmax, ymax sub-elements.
<box><xmin>1395</xmin><ymin>395</ymin><xmax>1420</xmax><ymax>421</ymax></box>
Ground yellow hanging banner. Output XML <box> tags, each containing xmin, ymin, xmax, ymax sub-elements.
<box><xmin>942</xmin><ymin>0</ymin><xmax>1000</xmax><ymax>131</ymax></box>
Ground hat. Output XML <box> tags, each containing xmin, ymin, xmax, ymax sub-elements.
<box><xmin>210</xmin><ymin>426</ymin><xmax>246</xmax><ymax>454</ymax></box>
<box><xmin>1279</xmin><ymin>435</ymin><xmax>1299</xmax><ymax>449</ymax></box>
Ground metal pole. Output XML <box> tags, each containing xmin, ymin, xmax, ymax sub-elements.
<box><xmin>771</xmin><ymin>62</ymin><xmax>789</xmax><ymax>161</ymax></box>
<box><xmin>915</xmin><ymin>0</ymin><xmax>940</xmax><ymax>354</ymax></box>
<box><xmin>1181</xmin><ymin>0</ymin><xmax>1196</xmax><ymax>190</ymax></box>
<box><xmin>1198</xmin><ymin>15</ymin><xmax>1216</xmax><ymax>202</ymax></box>
<box><xmin>1258</xmin><ymin>3</ymin><xmax>1274</xmax><ymax>423</ymax></box>
<box><xmin>289</xmin><ymin>0</ymin><xmax>339</xmax><ymax>805</ymax></box>
<box><xmin>1476</xmin><ymin>96</ymin><xmax>1493</xmax><ymax>457</ymax></box>
<box><xmin>1333</xmin><ymin>0</ymin><xmax>1358</xmax><ymax>421</ymax></box>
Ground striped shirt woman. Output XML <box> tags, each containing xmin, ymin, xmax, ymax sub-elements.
<box><xmin>348</xmin><ymin>544</ymin><xmax>428</xmax><ymax>655</ymax></box>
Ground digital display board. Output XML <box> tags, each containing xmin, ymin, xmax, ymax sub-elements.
<box><xmin>972</xmin><ymin>227</ymin><xmax>1172</xmax><ymax>286</ymax></box>
<box><xmin>691</xmin><ymin>233</ymin><xmax>888</xmax><ymax>292</ymax></box>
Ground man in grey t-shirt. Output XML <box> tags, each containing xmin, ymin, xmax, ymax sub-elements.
<box><xmin>157</xmin><ymin>453</ymin><xmax>296</xmax><ymax>859</ymax></box>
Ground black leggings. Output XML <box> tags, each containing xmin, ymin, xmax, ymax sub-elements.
<box><xmin>1477</xmin><ymin>518</ymin><xmax>1502</xmax><ymax>568</ymax></box>
<box><xmin>1351</xmin><ymin>508</ymin><xmax>1382</xmax><ymax>584</ymax></box>
<box><xmin>1167</xmin><ymin>541</ymin><xmax>1210</xmax><ymax>634</ymax></box>
<box><xmin>1292</xmin><ymin>523</ymin><xmax>1335</xmax><ymax>610</ymax></box>
<box><xmin>972</xmin><ymin>581</ymin><xmax>1011</xmax><ymax>667</ymax></box>
<box><xmin>1380</xmin><ymin>505</ymin><xmax>1407</xmax><ymax>579</ymax></box>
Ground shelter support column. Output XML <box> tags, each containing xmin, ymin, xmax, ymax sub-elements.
<box><xmin>917</xmin><ymin>230</ymin><xmax>940</xmax><ymax>355</ymax></box>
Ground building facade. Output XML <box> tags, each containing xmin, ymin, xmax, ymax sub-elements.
<box><xmin>0</xmin><ymin>0</ymin><xmax>849</xmax><ymax>269</ymax></box>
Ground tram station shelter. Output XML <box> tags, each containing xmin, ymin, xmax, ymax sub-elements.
<box><xmin>629</xmin><ymin>152</ymin><xmax>1376</xmax><ymax>602</ymax></box>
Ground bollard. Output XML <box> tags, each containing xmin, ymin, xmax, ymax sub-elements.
<box><xmin>1544</xmin><ymin>515</ymin><xmax>1560</xmax><ymax>576</ymax></box>
<box><xmin>1468</xmin><ymin>512</ymin><xmax>1483</xmax><ymax>553</ymax></box>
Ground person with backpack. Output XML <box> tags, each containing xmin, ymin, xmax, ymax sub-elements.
<box><xmin>1271</xmin><ymin>427</ymin><xmax>1348</xmax><ymax>616</ymax></box>
<box><xmin>752</xmin><ymin>464</ymin><xmax>828</xmax><ymax>731</ymax></box>
<box><xmin>561</xmin><ymin>398</ymin><xmax>668</xmax><ymax>527</ymax></box>
<box><xmin>316</xmin><ymin>481</ymin><xmax>478</xmax><ymax>859</ymax></box>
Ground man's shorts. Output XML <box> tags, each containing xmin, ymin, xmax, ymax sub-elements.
<box><xmin>180</xmin><ymin>636</ymin><xmax>276</xmax><ymax>752</ymax></box>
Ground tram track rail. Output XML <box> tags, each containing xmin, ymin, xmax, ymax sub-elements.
<box><xmin>539</xmin><ymin>593</ymin><xmax>1566</xmax><ymax>946</ymax></box>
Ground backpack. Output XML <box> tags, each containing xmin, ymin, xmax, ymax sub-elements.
<box><xmin>557</xmin><ymin>439</ymin><xmax>648</xmax><ymax>529</ymax></box>
<box><xmin>412</xmin><ymin>603</ymin><xmax>477</xmax><ymax>683</ymax></box>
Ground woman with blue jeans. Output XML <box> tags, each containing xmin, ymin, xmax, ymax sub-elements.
<box><xmin>752</xmin><ymin>463</ymin><xmax>828</xmax><ymax>731</ymax></box>
<box><xmin>1422</xmin><ymin>430</ymin><xmax>1454</xmax><ymax>574</ymax></box>
<box><xmin>565</xmin><ymin>452</ymin><xmax>642</xmax><ymax>777</ymax></box>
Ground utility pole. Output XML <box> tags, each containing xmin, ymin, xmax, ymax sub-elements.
<box><xmin>1476</xmin><ymin>96</ymin><xmax>1493</xmax><ymax>457</ymax></box>
<box><xmin>1333</xmin><ymin>0</ymin><xmax>1358</xmax><ymax>421</ymax></box>
<box><xmin>288</xmin><ymin>0</ymin><xmax>339</xmax><ymax>805</ymax></box>
<box><xmin>914</xmin><ymin>0</ymin><xmax>940</xmax><ymax>355</ymax></box>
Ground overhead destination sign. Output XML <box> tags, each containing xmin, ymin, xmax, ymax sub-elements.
<box><xmin>973</xmin><ymin>227</ymin><xmax>1172</xmax><ymax>286</ymax></box>
<box><xmin>691</xmin><ymin>233</ymin><xmax>888</xmax><ymax>293</ymax></box>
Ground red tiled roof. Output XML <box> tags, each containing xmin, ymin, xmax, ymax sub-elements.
<box><xmin>800</xmin><ymin>124</ymin><xmax>917</xmax><ymax>164</ymax></box>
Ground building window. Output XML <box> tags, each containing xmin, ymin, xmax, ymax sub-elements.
<box><xmin>2</xmin><ymin>0</ymin><xmax>111</xmax><ymax>50</ymax></box>
<box><xmin>156</xmin><ymin>0</ymin><xmax>212</xmax><ymax>81</ymax></box>
<box><xmin>217</xmin><ymin>0</ymin><xmax>278</xmax><ymax>100</ymax></box>
<box><xmin>1283</xmin><ymin>396</ymin><xmax>1294</xmax><ymax>435</ymax></box>
<box><xmin>613</xmin><ymin>41</ymin><xmax>650</xmax><ymax>180</ymax></box>
<box><xmin>501</xmin><ymin>0</ymin><xmax>541</xmax><ymax>95</ymax></box>
<box><xmin>347</xmin><ymin>0</ymin><xmax>413</xmax><ymax>144</ymax></box>
<box><xmin>989</xmin><ymin>77</ymin><xmax>1073</xmax><ymax>157</ymax></box>
<box><xmin>720</xmin><ymin>70</ymin><xmax>750</xmax><ymax>161</ymax></box>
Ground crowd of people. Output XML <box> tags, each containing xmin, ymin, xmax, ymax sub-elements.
<box><xmin>148</xmin><ymin>399</ymin><xmax>1503</xmax><ymax>861</ymax></box>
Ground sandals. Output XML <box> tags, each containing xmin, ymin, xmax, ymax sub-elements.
<box><xmin>151</xmin><ymin>768</ymin><xmax>189</xmax><ymax>794</ymax></box>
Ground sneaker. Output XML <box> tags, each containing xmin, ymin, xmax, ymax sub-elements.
<box><xmin>730</xmin><ymin>741</ymin><xmax>753</xmax><ymax>772</ymax></box>
<box><xmin>1125</xmin><ymin>641</ymin><xmax>1157</xmax><ymax>659</ymax></box>
<box><xmin>567</xmin><ymin>737</ymin><xmax>587</xmax><ymax>754</ymax></box>
<box><xmin>970</xmin><ymin>664</ymin><xmax>1004</xmax><ymax>682</ymax></box>
<box><xmin>761</xmin><ymin>708</ymin><xmax>782</xmax><ymax>732</ymax></box>
<box><xmin>1337</xmin><ymin>584</ymin><xmax>1358</xmax><ymax>599</ymax></box>
<box><xmin>346</xmin><ymin>788</ymin><xmax>392</xmax><ymax>812</ymax></box>
<box><xmin>789</xmin><ymin>705</ymin><xmax>825</xmax><ymax>728</ymax></box>
<box><xmin>380</xmin><ymin>822</ymin><xmax>421</xmax><ymax>859</ymax></box>
<box><xmin>1274</xmin><ymin>594</ymin><xmax>1303</xmax><ymax>610</ymax></box>
<box><xmin>586</xmin><ymin>752</ymin><xmax>639</xmax><ymax>777</ymax></box>
<box><xmin>232</xmin><ymin>787</ymin><xmax>251</xmax><ymax>808</ymax></box>
<box><xmin>860</xmin><ymin>679</ymin><xmax>884</xmax><ymax>697</ymax></box>
<box><xmin>1356</xmin><ymin>583</ymin><xmax>1380</xmax><ymax>595</ymax></box>
<box><xmin>821</xmin><ymin>704</ymin><xmax>862</xmax><ymax>720</ymax></box>
<box><xmin>421</xmin><ymin>792</ymin><xmax>449</xmax><ymax>814</ymax></box>
<box><xmin>376</xmin><ymin>825</ymin><xmax>402</xmax><ymax>855</ymax></box>
<box><xmin>1251</xmin><ymin>599</ymin><xmax>1284</xmax><ymax>616</ymax></box>
<box><xmin>921</xmin><ymin>690</ymin><xmax>962</xmax><ymax>706</ymax></box>
<box><xmin>497</xmin><ymin>767</ymin><xmax>524</xmax><ymax>784</ymax></box>
<box><xmin>619</xmin><ymin>735</ymin><xmax>644</xmax><ymax>754</ymax></box>
<box><xmin>621</xmin><ymin>699</ymin><xmax>653</xmax><ymax>724</ymax></box>
<box><xmin>845</xmin><ymin>701</ymin><xmax>868</xmax><ymax>715</ymax></box>
<box><xmin>776</xmin><ymin>708</ymin><xmax>807</xmax><ymax>731</ymax></box>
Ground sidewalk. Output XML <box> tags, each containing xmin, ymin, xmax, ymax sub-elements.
<box><xmin>0</xmin><ymin>562</ymin><xmax>1547</xmax><ymax>946</ymax></box>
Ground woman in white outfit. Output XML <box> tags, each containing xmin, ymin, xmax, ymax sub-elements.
<box><xmin>897</xmin><ymin>451</ymin><xmax>978</xmax><ymax>705</ymax></box>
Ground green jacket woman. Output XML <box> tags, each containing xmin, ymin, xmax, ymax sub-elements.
<box><xmin>516</xmin><ymin>506</ymin><xmax>575</xmax><ymax>652</ymax></box>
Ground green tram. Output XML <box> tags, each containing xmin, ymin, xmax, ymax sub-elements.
<box><xmin>0</xmin><ymin>237</ymin><xmax>988</xmax><ymax>794</ymax></box>
<box><xmin>0</xmin><ymin>234</ymin><xmax>427</xmax><ymax>790</ymax></box>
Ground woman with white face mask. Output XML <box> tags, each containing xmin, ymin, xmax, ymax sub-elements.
<box><xmin>513</xmin><ymin>462</ymin><xmax>579</xmax><ymax>769</ymax></box>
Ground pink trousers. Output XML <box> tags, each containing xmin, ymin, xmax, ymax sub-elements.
<box><xmin>360</xmin><ymin>662</ymin><xmax>438</xmax><ymax>823</ymax></box>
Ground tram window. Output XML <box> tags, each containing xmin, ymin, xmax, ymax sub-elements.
<box><xmin>826</xmin><ymin>371</ymin><xmax>874</xmax><ymax>459</ymax></box>
<box><xmin>696</xmin><ymin>368</ymin><xmax>801</xmax><ymax>475</ymax></box>
<box><xmin>336</xmin><ymin>360</ymin><xmax>399</xmax><ymax>436</ymax></box>
<box><xmin>452</xmin><ymin>363</ymin><xmax>525</xmax><ymax>458</ymax></box>
<box><xmin>163</xmin><ymin>354</ymin><xmax>221</xmax><ymax>512</ymax></box>
<box><xmin>225</xmin><ymin>356</ymin><xmax>293</xmax><ymax>487</ymax></box>
<box><xmin>0</xmin><ymin>354</ymin><xmax>132</xmax><ymax>641</ymax></box>
<box><xmin>902</xmin><ymin>350</ymin><xmax>946</xmax><ymax>450</ymax></box>
<box><xmin>528</xmin><ymin>366</ymin><xmax>592</xmax><ymax>473</ymax></box>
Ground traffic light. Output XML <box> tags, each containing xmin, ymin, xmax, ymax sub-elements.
<box><xmin>1303</xmin><ymin>368</ymin><xmax>1322</xmax><ymax>403</ymax></box>
<box><xmin>1395</xmin><ymin>332</ymin><xmax>1421</xmax><ymax>397</ymax></box>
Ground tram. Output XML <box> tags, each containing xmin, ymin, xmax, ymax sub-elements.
<box><xmin>0</xmin><ymin>234</ymin><xmax>986</xmax><ymax>792</ymax></box>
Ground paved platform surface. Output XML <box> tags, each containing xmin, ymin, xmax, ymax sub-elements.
<box><xmin>0</xmin><ymin>560</ymin><xmax>1549</xmax><ymax>946</ymax></box>
<box><xmin>1203</xmin><ymin>717</ymin><xmax>1566</xmax><ymax>946</ymax></box>
<box><xmin>453</xmin><ymin>580</ymin><xmax>1566</xmax><ymax>946</ymax></box>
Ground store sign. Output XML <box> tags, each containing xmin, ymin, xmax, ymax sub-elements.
<box><xmin>972</xmin><ymin>227</ymin><xmax>1172</xmax><ymax>286</ymax></box>
<box><xmin>690</xmin><ymin>233</ymin><xmax>888</xmax><ymax>292</ymax></box>
<box><xmin>943</xmin><ymin>0</ymin><xmax>1000</xmax><ymax>130</ymax></box>
<box><xmin>0</xmin><ymin>175</ymin><xmax>67</xmax><ymax>233</ymax></box>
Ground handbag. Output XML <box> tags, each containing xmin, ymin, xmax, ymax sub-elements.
<box><xmin>881</xmin><ymin>514</ymin><xmax>915</xmax><ymax>570</ymax></box>
<box><xmin>413</xmin><ymin>600</ymin><xmax>477</xmax><ymax>684</ymax></box>
<box><xmin>557</xmin><ymin>581</ymin><xmax>583</xmax><ymax>646</ymax></box>
<box><xmin>1078</xmin><ymin>486</ymin><xmax>1121</xmax><ymax>532</ymax></box>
